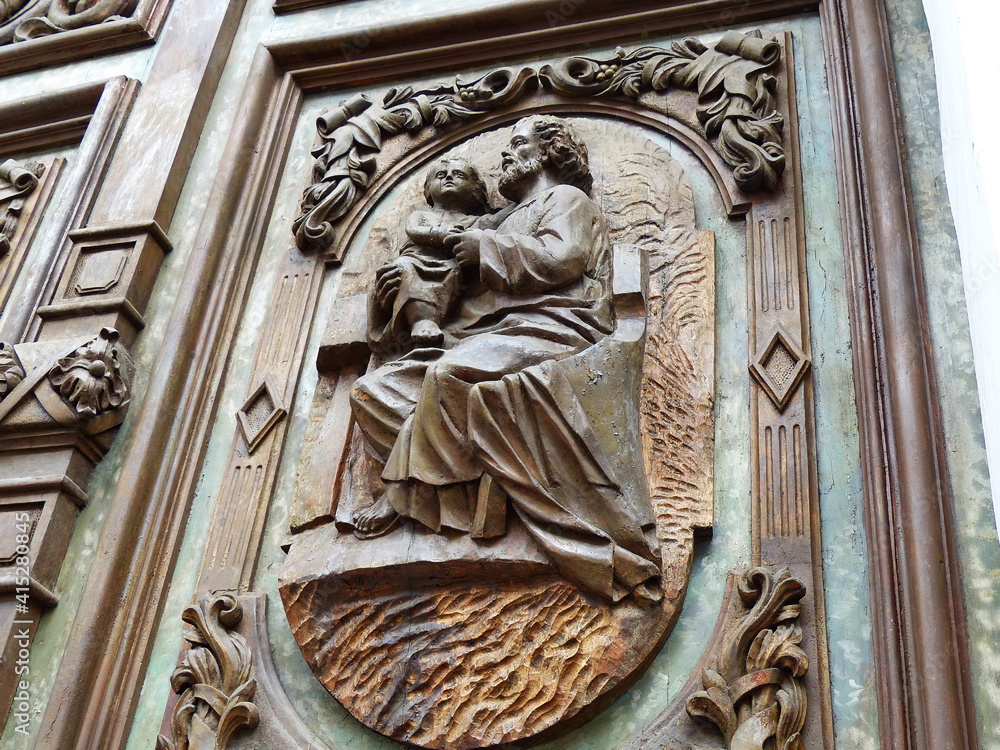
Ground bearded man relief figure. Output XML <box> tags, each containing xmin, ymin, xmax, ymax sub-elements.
<box><xmin>350</xmin><ymin>117</ymin><xmax>661</xmax><ymax>602</ymax></box>
<box><xmin>280</xmin><ymin>116</ymin><xmax>716</xmax><ymax>748</ymax></box>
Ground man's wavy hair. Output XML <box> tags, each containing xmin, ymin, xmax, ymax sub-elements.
<box><xmin>423</xmin><ymin>158</ymin><xmax>491</xmax><ymax>214</ymax></box>
<box><xmin>530</xmin><ymin>117</ymin><xmax>593</xmax><ymax>195</ymax></box>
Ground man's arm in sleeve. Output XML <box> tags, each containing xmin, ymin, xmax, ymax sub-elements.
<box><xmin>479</xmin><ymin>186</ymin><xmax>599</xmax><ymax>293</ymax></box>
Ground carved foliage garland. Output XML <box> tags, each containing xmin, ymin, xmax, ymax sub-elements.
<box><xmin>47</xmin><ymin>326</ymin><xmax>128</xmax><ymax>419</ymax></box>
<box><xmin>0</xmin><ymin>0</ymin><xmax>135</xmax><ymax>44</ymax></box>
<box><xmin>293</xmin><ymin>29</ymin><xmax>785</xmax><ymax>252</ymax></box>
<box><xmin>686</xmin><ymin>567</ymin><xmax>808</xmax><ymax>750</ymax></box>
<box><xmin>156</xmin><ymin>594</ymin><xmax>259</xmax><ymax>750</ymax></box>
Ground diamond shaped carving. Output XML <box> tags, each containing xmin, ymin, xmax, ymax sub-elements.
<box><xmin>237</xmin><ymin>375</ymin><xmax>286</xmax><ymax>453</ymax></box>
<box><xmin>750</xmin><ymin>326</ymin><xmax>810</xmax><ymax>410</ymax></box>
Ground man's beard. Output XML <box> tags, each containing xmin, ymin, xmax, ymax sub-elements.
<box><xmin>498</xmin><ymin>156</ymin><xmax>543</xmax><ymax>201</ymax></box>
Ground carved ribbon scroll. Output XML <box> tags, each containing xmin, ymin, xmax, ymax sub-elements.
<box><xmin>293</xmin><ymin>29</ymin><xmax>785</xmax><ymax>253</ymax></box>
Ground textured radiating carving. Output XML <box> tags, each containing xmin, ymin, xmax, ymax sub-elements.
<box><xmin>686</xmin><ymin>567</ymin><xmax>808</xmax><ymax>750</ymax></box>
<box><xmin>156</xmin><ymin>594</ymin><xmax>259</xmax><ymax>750</ymax></box>
<box><xmin>0</xmin><ymin>342</ymin><xmax>23</xmax><ymax>399</ymax></box>
<box><xmin>0</xmin><ymin>0</ymin><xmax>136</xmax><ymax>44</ymax></box>
<box><xmin>282</xmin><ymin>576</ymin><xmax>618</xmax><ymax>748</ymax></box>
<box><xmin>47</xmin><ymin>326</ymin><xmax>128</xmax><ymax>419</ymax></box>
<box><xmin>293</xmin><ymin>30</ymin><xmax>783</xmax><ymax>253</ymax></box>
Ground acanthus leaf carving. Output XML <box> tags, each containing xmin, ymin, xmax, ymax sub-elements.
<box><xmin>686</xmin><ymin>567</ymin><xmax>808</xmax><ymax>750</ymax></box>
<box><xmin>0</xmin><ymin>0</ymin><xmax>136</xmax><ymax>44</ymax></box>
<box><xmin>293</xmin><ymin>30</ymin><xmax>785</xmax><ymax>253</ymax></box>
<box><xmin>156</xmin><ymin>594</ymin><xmax>260</xmax><ymax>750</ymax></box>
<box><xmin>47</xmin><ymin>326</ymin><xmax>129</xmax><ymax>419</ymax></box>
<box><xmin>539</xmin><ymin>30</ymin><xmax>785</xmax><ymax>192</ymax></box>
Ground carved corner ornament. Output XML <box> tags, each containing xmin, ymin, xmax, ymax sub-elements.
<box><xmin>0</xmin><ymin>327</ymin><xmax>132</xmax><ymax>436</ymax></box>
<box><xmin>47</xmin><ymin>326</ymin><xmax>128</xmax><ymax>419</ymax></box>
<box><xmin>156</xmin><ymin>594</ymin><xmax>260</xmax><ymax>750</ymax></box>
<box><xmin>0</xmin><ymin>0</ymin><xmax>136</xmax><ymax>44</ymax></box>
<box><xmin>686</xmin><ymin>567</ymin><xmax>808</xmax><ymax>750</ymax></box>
<box><xmin>0</xmin><ymin>158</ymin><xmax>42</xmax><ymax>257</ymax></box>
<box><xmin>293</xmin><ymin>29</ymin><xmax>785</xmax><ymax>252</ymax></box>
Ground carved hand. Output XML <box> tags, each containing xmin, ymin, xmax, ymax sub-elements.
<box><xmin>446</xmin><ymin>228</ymin><xmax>483</xmax><ymax>269</ymax></box>
<box><xmin>374</xmin><ymin>264</ymin><xmax>402</xmax><ymax>307</ymax></box>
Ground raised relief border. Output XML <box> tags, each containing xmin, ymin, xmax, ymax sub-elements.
<box><xmin>153</xmin><ymin>25</ymin><xmax>834</xmax><ymax>750</ymax></box>
<box><xmin>0</xmin><ymin>77</ymin><xmax>141</xmax><ymax>728</ymax></box>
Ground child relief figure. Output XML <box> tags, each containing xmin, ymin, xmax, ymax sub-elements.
<box><xmin>373</xmin><ymin>158</ymin><xmax>492</xmax><ymax>349</ymax></box>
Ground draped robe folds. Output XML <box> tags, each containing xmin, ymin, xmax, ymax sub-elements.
<box><xmin>351</xmin><ymin>183</ymin><xmax>661</xmax><ymax>601</ymax></box>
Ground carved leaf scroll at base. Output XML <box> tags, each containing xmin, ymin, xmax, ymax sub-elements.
<box><xmin>0</xmin><ymin>0</ymin><xmax>136</xmax><ymax>44</ymax></box>
<box><xmin>686</xmin><ymin>567</ymin><xmax>808</xmax><ymax>750</ymax></box>
<box><xmin>293</xmin><ymin>29</ymin><xmax>784</xmax><ymax>253</ymax></box>
<box><xmin>156</xmin><ymin>594</ymin><xmax>260</xmax><ymax>750</ymax></box>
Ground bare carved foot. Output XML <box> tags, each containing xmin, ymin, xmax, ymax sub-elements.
<box><xmin>410</xmin><ymin>319</ymin><xmax>444</xmax><ymax>346</ymax></box>
<box><xmin>352</xmin><ymin>494</ymin><xmax>399</xmax><ymax>539</ymax></box>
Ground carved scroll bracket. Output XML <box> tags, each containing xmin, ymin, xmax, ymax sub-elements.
<box><xmin>156</xmin><ymin>594</ymin><xmax>260</xmax><ymax>750</ymax></box>
<box><xmin>156</xmin><ymin>593</ymin><xmax>334</xmax><ymax>750</ymax></box>
<box><xmin>293</xmin><ymin>29</ymin><xmax>786</xmax><ymax>253</ymax></box>
<box><xmin>686</xmin><ymin>567</ymin><xmax>808</xmax><ymax>750</ymax></box>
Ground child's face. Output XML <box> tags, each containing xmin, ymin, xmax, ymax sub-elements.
<box><xmin>429</xmin><ymin>162</ymin><xmax>479</xmax><ymax>211</ymax></box>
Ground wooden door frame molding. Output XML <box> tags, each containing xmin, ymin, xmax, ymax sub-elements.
<box><xmin>35</xmin><ymin>1</ymin><xmax>977</xmax><ymax>748</ymax></box>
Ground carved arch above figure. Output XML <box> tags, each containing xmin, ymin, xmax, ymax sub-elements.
<box><xmin>293</xmin><ymin>29</ymin><xmax>788</xmax><ymax>255</ymax></box>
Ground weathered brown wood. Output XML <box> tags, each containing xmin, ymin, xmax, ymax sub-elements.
<box><xmin>271</xmin><ymin>0</ymin><xmax>819</xmax><ymax>91</ymax></box>
<box><xmin>32</xmin><ymin>2</ymin><xmax>266</xmax><ymax>746</ymax></box>
<box><xmin>274</xmin><ymin>114</ymin><xmax>715</xmax><ymax>746</ymax></box>
<box><xmin>820</xmin><ymin>0</ymin><xmax>979</xmax><ymax>747</ymax></box>
<box><xmin>24</xmin><ymin>2</ymin><xmax>973</xmax><ymax>749</ymax></box>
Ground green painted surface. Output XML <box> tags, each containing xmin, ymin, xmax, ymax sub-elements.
<box><xmin>883</xmin><ymin>1</ymin><xmax>1000</xmax><ymax>747</ymax></box>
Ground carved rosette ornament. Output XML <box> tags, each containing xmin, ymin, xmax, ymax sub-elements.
<box><xmin>686</xmin><ymin>567</ymin><xmax>808</xmax><ymax>750</ymax></box>
<box><xmin>0</xmin><ymin>342</ymin><xmax>23</xmax><ymax>399</ymax></box>
<box><xmin>293</xmin><ymin>29</ymin><xmax>785</xmax><ymax>252</ymax></box>
<box><xmin>47</xmin><ymin>326</ymin><xmax>128</xmax><ymax>419</ymax></box>
<box><xmin>0</xmin><ymin>0</ymin><xmax>135</xmax><ymax>43</ymax></box>
<box><xmin>156</xmin><ymin>594</ymin><xmax>260</xmax><ymax>750</ymax></box>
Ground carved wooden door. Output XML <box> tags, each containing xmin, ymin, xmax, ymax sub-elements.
<box><xmin>0</xmin><ymin>2</ymin><xmax>986</xmax><ymax>750</ymax></box>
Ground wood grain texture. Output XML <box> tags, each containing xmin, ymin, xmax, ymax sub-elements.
<box><xmin>284</xmin><ymin>576</ymin><xmax>617</xmax><ymax>748</ymax></box>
